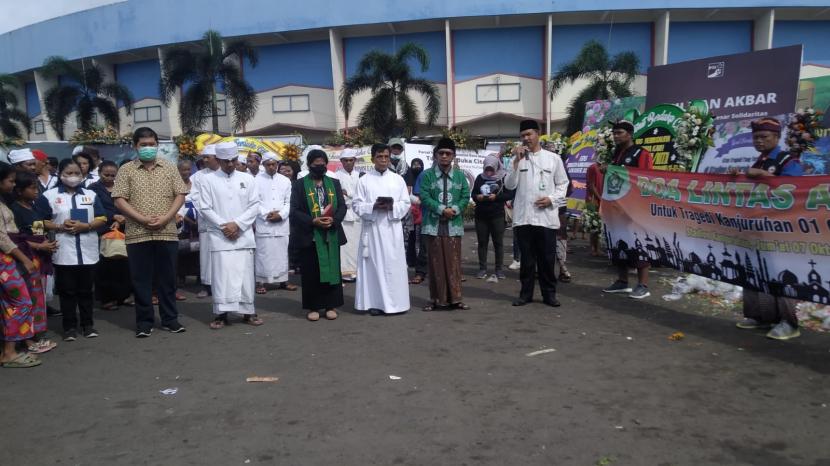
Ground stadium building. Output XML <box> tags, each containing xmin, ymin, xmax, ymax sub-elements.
<box><xmin>1</xmin><ymin>0</ymin><xmax>828</xmax><ymax>142</ymax></box>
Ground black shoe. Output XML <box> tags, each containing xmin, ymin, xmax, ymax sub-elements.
<box><xmin>512</xmin><ymin>299</ymin><xmax>532</xmax><ymax>307</ymax></box>
<box><xmin>82</xmin><ymin>327</ymin><xmax>99</xmax><ymax>338</ymax></box>
<box><xmin>47</xmin><ymin>306</ymin><xmax>62</xmax><ymax>317</ymax></box>
<box><xmin>369</xmin><ymin>308</ymin><xmax>384</xmax><ymax>316</ymax></box>
<box><xmin>135</xmin><ymin>328</ymin><xmax>152</xmax><ymax>338</ymax></box>
<box><xmin>63</xmin><ymin>329</ymin><xmax>78</xmax><ymax>341</ymax></box>
<box><xmin>162</xmin><ymin>322</ymin><xmax>186</xmax><ymax>333</ymax></box>
<box><xmin>542</xmin><ymin>298</ymin><xmax>561</xmax><ymax>307</ymax></box>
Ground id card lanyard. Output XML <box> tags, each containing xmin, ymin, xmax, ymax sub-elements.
<box><xmin>526</xmin><ymin>152</ymin><xmax>546</xmax><ymax>191</ymax></box>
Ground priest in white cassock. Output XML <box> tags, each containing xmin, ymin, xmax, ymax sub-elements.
<box><xmin>254</xmin><ymin>152</ymin><xmax>297</xmax><ymax>293</ymax></box>
<box><xmin>197</xmin><ymin>141</ymin><xmax>262</xmax><ymax>329</ymax></box>
<box><xmin>334</xmin><ymin>148</ymin><xmax>362</xmax><ymax>282</ymax></box>
<box><xmin>353</xmin><ymin>143</ymin><xmax>411</xmax><ymax>315</ymax></box>
<box><xmin>190</xmin><ymin>144</ymin><xmax>219</xmax><ymax>298</ymax></box>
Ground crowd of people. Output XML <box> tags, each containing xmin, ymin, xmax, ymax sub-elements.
<box><xmin>0</xmin><ymin>114</ymin><xmax>811</xmax><ymax>367</ymax></box>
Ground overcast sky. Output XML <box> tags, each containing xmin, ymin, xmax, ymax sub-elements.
<box><xmin>0</xmin><ymin>0</ymin><xmax>125</xmax><ymax>34</ymax></box>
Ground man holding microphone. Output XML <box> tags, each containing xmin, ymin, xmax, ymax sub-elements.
<box><xmin>505</xmin><ymin>120</ymin><xmax>570</xmax><ymax>307</ymax></box>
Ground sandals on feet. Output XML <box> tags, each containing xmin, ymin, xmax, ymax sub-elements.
<box><xmin>27</xmin><ymin>339</ymin><xmax>57</xmax><ymax>354</ymax></box>
<box><xmin>278</xmin><ymin>283</ymin><xmax>298</xmax><ymax>291</ymax></box>
<box><xmin>307</xmin><ymin>311</ymin><xmax>320</xmax><ymax>321</ymax></box>
<box><xmin>409</xmin><ymin>275</ymin><xmax>425</xmax><ymax>285</ymax></box>
<box><xmin>325</xmin><ymin>309</ymin><xmax>338</xmax><ymax>320</ymax></box>
<box><xmin>243</xmin><ymin>315</ymin><xmax>264</xmax><ymax>326</ymax></box>
<box><xmin>452</xmin><ymin>302</ymin><xmax>471</xmax><ymax>310</ymax></box>
<box><xmin>2</xmin><ymin>352</ymin><xmax>41</xmax><ymax>368</ymax></box>
<box><xmin>255</xmin><ymin>286</ymin><xmax>267</xmax><ymax>295</ymax></box>
<box><xmin>210</xmin><ymin>316</ymin><xmax>228</xmax><ymax>330</ymax></box>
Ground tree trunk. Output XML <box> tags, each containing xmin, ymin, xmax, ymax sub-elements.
<box><xmin>211</xmin><ymin>83</ymin><xmax>219</xmax><ymax>134</ymax></box>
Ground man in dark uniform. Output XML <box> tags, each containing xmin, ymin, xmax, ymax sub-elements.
<box><xmin>729</xmin><ymin>117</ymin><xmax>802</xmax><ymax>340</ymax></box>
<box><xmin>601</xmin><ymin>120</ymin><xmax>654</xmax><ymax>299</ymax></box>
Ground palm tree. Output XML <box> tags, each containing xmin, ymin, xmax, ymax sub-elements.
<box><xmin>549</xmin><ymin>40</ymin><xmax>640</xmax><ymax>135</ymax></box>
<box><xmin>0</xmin><ymin>74</ymin><xmax>31</xmax><ymax>139</ymax></box>
<box><xmin>340</xmin><ymin>42</ymin><xmax>440</xmax><ymax>139</ymax></box>
<box><xmin>160</xmin><ymin>30</ymin><xmax>259</xmax><ymax>134</ymax></box>
<box><xmin>41</xmin><ymin>56</ymin><xmax>133</xmax><ymax>140</ymax></box>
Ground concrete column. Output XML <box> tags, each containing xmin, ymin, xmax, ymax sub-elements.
<box><xmin>444</xmin><ymin>20</ymin><xmax>454</xmax><ymax>128</ymax></box>
<box><xmin>754</xmin><ymin>9</ymin><xmax>775</xmax><ymax>51</ymax></box>
<box><xmin>654</xmin><ymin>11</ymin><xmax>670</xmax><ymax>66</ymax></box>
<box><xmin>545</xmin><ymin>14</ymin><xmax>553</xmax><ymax>135</ymax></box>
<box><xmin>157</xmin><ymin>47</ymin><xmax>183</xmax><ymax>136</ymax></box>
<box><xmin>33</xmin><ymin>70</ymin><xmax>59</xmax><ymax>140</ymax></box>
<box><xmin>329</xmin><ymin>28</ymin><xmax>346</xmax><ymax>130</ymax></box>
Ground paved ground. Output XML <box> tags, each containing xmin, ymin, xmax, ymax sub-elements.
<box><xmin>5</xmin><ymin>233</ymin><xmax>830</xmax><ymax>466</ymax></box>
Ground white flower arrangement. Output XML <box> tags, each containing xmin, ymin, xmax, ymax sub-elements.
<box><xmin>540</xmin><ymin>132</ymin><xmax>570</xmax><ymax>156</ymax></box>
<box><xmin>582</xmin><ymin>203</ymin><xmax>603</xmax><ymax>235</ymax></box>
<box><xmin>674</xmin><ymin>108</ymin><xmax>713</xmax><ymax>172</ymax></box>
<box><xmin>593</xmin><ymin>126</ymin><xmax>615</xmax><ymax>165</ymax></box>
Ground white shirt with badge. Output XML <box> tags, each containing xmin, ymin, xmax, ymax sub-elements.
<box><xmin>37</xmin><ymin>185</ymin><xmax>106</xmax><ymax>266</ymax></box>
<box><xmin>196</xmin><ymin>169</ymin><xmax>260</xmax><ymax>251</ymax></box>
<box><xmin>253</xmin><ymin>171</ymin><xmax>292</xmax><ymax>237</ymax></box>
<box><xmin>503</xmin><ymin>148</ymin><xmax>570</xmax><ymax>229</ymax></box>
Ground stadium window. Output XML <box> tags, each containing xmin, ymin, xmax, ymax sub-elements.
<box><xmin>134</xmin><ymin>105</ymin><xmax>162</xmax><ymax>123</ymax></box>
<box><xmin>33</xmin><ymin>120</ymin><xmax>45</xmax><ymax>134</ymax></box>
<box><xmin>476</xmin><ymin>83</ymin><xmax>521</xmax><ymax>103</ymax></box>
<box><xmin>272</xmin><ymin>94</ymin><xmax>311</xmax><ymax>113</ymax></box>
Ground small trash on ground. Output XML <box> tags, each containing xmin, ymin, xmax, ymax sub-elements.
<box><xmin>159</xmin><ymin>388</ymin><xmax>178</xmax><ymax>395</ymax></box>
<box><xmin>526</xmin><ymin>348</ymin><xmax>556</xmax><ymax>357</ymax></box>
<box><xmin>626</xmin><ymin>336</ymin><xmax>633</xmax><ymax>341</ymax></box>
<box><xmin>661</xmin><ymin>275</ymin><xmax>742</xmax><ymax>306</ymax></box>
<box><xmin>246</xmin><ymin>376</ymin><xmax>279</xmax><ymax>383</ymax></box>
<box><xmin>668</xmin><ymin>332</ymin><xmax>685</xmax><ymax>341</ymax></box>
<box><xmin>389</xmin><ymin>375</ymin><xmax>402</xmax><ymax>380</ymax></box>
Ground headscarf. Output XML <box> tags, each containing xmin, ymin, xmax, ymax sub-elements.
<box><xmin>481</xmin><ymin>153</ymin><xmax>506</xmax><ymax>181</ymax></box>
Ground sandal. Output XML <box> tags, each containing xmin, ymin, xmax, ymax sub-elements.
<box><xmin>2</xmin><ymin>352</ymin><xmax>41</xmax><ymax>368</ymax></box>
<box><xmin>101</xmin><ymin>301</ymin><xmax>119</xmax><ymax>311</ymax></box>
<box><xmin>209</xmin><ymin>315</ymin><xmax>228</xmax><ymax>330</ymax></box>
<box><xmin>123</xmin><ymin>297</ymin><xmax>135</xmax><ymax>305</ymax></box>
<box><xmin>27</xmin><ymin>339</ymin><xmax>57</xmax><ymax>354</ymax></box>
<box><xmin>452</xmin><ymin>302</ymin><xmax>471</xmax><ymax>310</ymax></box>
<box><xmin>255</xmin><ymin>285</ymin><xmax>267</xmax><ymax>295</ymax></box>
<box><xmin>243</xmin><ymin>315</ymin><xmax>264</xmax><ymax>326</ymax></box>
<box><xmin>325</xmin><ymin>309</ymin><xmax>338</xmax><ymax>320</ymax></box>
<box><xmin>409</xmin><ymin>275</ymin><xmax>425</xmax><ymax>285</ymax></box>
<box><xmin>423</xmin><ymin>303</ymin><xmax>448</xmax><ymax>312</ymax></box>
<box><xmin>175</xmin><ymin>292</ymin><xmax>187</xmax><ymax>301</ymax></box>
<box><xmin>278</xmin><ymin>283</ymin><xmax>298</xmax><ymax>291</ymax></box>
<box><xmin>307</xmin><ymin>311</ymin><xmax>320</xmax><ymax>322</ymax></box>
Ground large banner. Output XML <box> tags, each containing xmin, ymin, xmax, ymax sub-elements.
<box><xmin>601</xmin><ymin>165</ymin><xmax>830</xmax><ymax>304</ymax></box>
<box><xmin>646</xmin><ymin>45</ymin><xmax>802</xmax><ymax>123</ymax></box>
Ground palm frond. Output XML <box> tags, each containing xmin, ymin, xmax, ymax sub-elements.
<box><xmin>179</xmin><ymin>80</ymin><xmax>213</xmax><ymax>131</ymax></box>
<box><xmin>44</xmin><ymin>85</ymin><xmax>81</xmax><ymax>139</ymax></box>
<box><xmin>397</xmin><ymin>91</ymin><xmax>419</xmax><ymax>137</ymax></box>
<box><xmin>81</xmin><ymin>63</ymin><xmax>104</xmax><ymax>93</ymax></box>
<box><xmin>405</xmin><ymin>78</ymin><xmax>441</xmax><ymax>127</ymax></box>
<box><xmin>395</xmin><ymin>42</ymin><xmax>430</xmax><ymax>72</ymax></box>
<box><xmin>610</xmin><ymin>51</ymin><xmax>640</xmax><ymax>78</ymax></box>
<box><xmin>565</xmin><ymin>80</ymin><xmax>608</xmax><ymax>135</ymax></box>
<box><xmin>41</xmin><ymin>56</ymin><xmax>83</xmax><ymax>82</ymax></box>
<box><xmin>224</xmin><ymin>39</ymin><xmax>259</xmax><ymax>67</ymax></box>
<box><xmin>0</xmin><ymin>88</ymin><xmax>18</xmax><ymax>107</ymax></box>
<box><xmin>101</xmin><ymin>82</ymin><xmax>134</xmax><ymax>114</ymax></box>
<box><xmin>76</xmin><ymin>97</ymin><xmax>96</xmax><ymax>131</ymax></box>
<box><xmin>0</xmin><ymin>74</ymin><xmax>20</xmax><ymax>89</ymax></box>
<box><xmin>0</xmin><ymin>118</ymin><xmax>22</xmax><ymax>139</ymax></box>
<box><xmin>220</xmin><ymin>63</ymin><xmax>258</xmax><ymax>130</ymax></box>
<box><xmin>202</xmin><ymin>30</ymin><xmax>225</xmax><ymax>63</ymax></box>
<box><xmin>2</xmin><ymin>107</ymin><xmax>31</xmax><ymax>133</ymax></box>
<box><xmin>339</xmin><ymin>74</ymin><xmax>376</xmax><ymax>122</ymax></box>
<box><xmin>358</xmin><ymin>87</ymin><xmax>395</xmax><ymax>138</ymax></box>
<box><xmin>92</xmin><ymin>96</ymin><xmax>120</xmax><ymax>129</ymax></box>
<box><xmin>607</xmin><ymin>79</ymin><xmax>634</xmax><ymax>99</ymax></box>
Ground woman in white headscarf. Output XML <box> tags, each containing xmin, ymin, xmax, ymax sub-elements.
<box><xmin>471</xmin><ymin>154</ymin><xmax>514</xmax><ymax>283</ymax></box>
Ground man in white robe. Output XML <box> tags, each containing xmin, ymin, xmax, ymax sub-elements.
<box><xmin>190</xmin><ymin>144</ymin><xmax>219</xmax><ymax>298</ymax></box>
<box><xmin>334</xmin><ymin>148</ymin><xmax>362</xmax><ymax>282</ymax></box>
<box><xmin>254</xmin><ymin>152</ymin><xmax>296</xmax><ymax>292</ymax></box>
<box><xmin>353</xmin><ymin>143</ymin><xmax>411</xmax><ymax>315</ymax></box>
<box><xmin>197</xmin><ymin>142</ymin><xmax>262</xmax><ymax>328</ymax></box>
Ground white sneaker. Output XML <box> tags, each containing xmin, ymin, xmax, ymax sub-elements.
<box><xmin>508</xmin><ymin>260</ymin><xmax>521</xmax><ymax>270</ymax></box>
<box><xmin>486</xmin><ymin>275</ymin><xmax>499</xmax><ymax>283</ymax></box>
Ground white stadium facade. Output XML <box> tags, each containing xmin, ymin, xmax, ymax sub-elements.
<box><xmin>1</xmin><ymin>0</ymin><xmax>829</xmax><ymax>141</ymax></box>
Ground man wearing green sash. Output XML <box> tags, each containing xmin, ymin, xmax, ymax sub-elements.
<box><xmin>289</xmin><ymin>149</ymin><xmax>347</xmax><ymax>321</ymax></box>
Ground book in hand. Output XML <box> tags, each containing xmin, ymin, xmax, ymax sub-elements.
<box><xmin>376</xmin><ymin>196</ymin><xmax>394</xmax><ymax>207</ymax></box>
<box><xmin>321</xmin><ymin>203</ymin><xmax>334</xmax><ymax>218</ymax></box>
<box><xmin>69</xmin><ymin>208</ymin><xmax>88</xmax><ymax>223</ymax></box>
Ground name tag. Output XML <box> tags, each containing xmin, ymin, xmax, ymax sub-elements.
<box><xmin>519</xmin><ymin>168</ymin><xmax>528</xmax><ymax>172</ymax></box>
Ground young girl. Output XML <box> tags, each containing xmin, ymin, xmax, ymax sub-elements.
<box><xmin>73</xmin><ymin>151</ymin><xmax>98</xmax><ymax>187</ymax></box>
<box><xmin>0</xmin><ymin>163</ymin><xmax>46</xmax><ymax>367</ymax></box>
<box><xmin>36</xmin><ymin>159</ymin><xmax>107</xmax><ymax>341</ymax></box>
<box><xmin>10</xmin><ymin>171</ymin><xmax>58</xmax><ymax>353</ymax></box>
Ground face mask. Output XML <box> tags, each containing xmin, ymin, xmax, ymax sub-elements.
<box><xmin>309</xmin><ymin>165</ymin><xmax>327</xmax><ymax>177</ymax></box>
<box><xmin>391</xmin><ymin>154</ymin><xmax>401</xmax><ymax>161</ymax></box>
<box><xmin>411</xmin><ymin>166</ymin><xmax>423</xmax><ymax>175</ymax></box>
<box><xmin>137</xmin><ymin>146</ymin><xmax>158</xmax><ymax>161</ymax></box>
<box><xmin>61</xmin><ymin>175</ymin><xmax>83</xmax><ymax>188</ymax></box>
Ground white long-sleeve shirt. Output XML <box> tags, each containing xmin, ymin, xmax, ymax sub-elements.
<box><xmin>254</xmin><ymin>171</ymin><xmax>292</xmax><ymax>237</ymax></box>
<box><xmin>504</xmin><ymin>148</ymin><xmax>569</xmax><ymax>229</ymax></box>
<box><xmin>196</xmin><ymin>169</ymin><xmax>260</xmax><ymax>251</ymax></box>
<box><xmin>334</xmin><ymin>167</ymin><xmax>362</xmax><ymax>223</ymax></box>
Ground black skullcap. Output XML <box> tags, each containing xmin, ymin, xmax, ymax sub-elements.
<box><xmin>434</xmin><ymin>137</ymin><xmax>456</xmax><ymax>153</ymax></box>
<box><xmin>519</xmin><ymin>119</ymin><xmax>540</xmax><ymax>132</ymax></box>
<box><xmin>612</xmin><ymin>120</ymin><xmax>635</xmax><ymax>134</ymax></box>
<box><xmin>306</xmin><ymin>149</ymin><xmax>328</xmax><ymax>165</ymax></box>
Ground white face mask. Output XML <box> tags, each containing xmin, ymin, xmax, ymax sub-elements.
<box><xmin>61</xmin><ymin>175</ymin><xmax>83</xmax><ymax>188</ymax></box>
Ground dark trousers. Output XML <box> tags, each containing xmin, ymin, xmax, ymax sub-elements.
<box><xmin>414</xmin><ymin>226</ymin><xmax>429</xmax><ymax>278</ymax></box>
<box><xmin>475</xmin><ymin>215</ymin><xmax>505</xmax><ymax>272</ymax></box>
<box><xmin>55</xmin><ymin>264</ymin><xmax>95</xmax><ymax>332</ymax></box>
<box><xmin>127</xmin><ymin>241</ymin><xmax>179</xmax><ymax>331</ymax></box>
<box><xmin>406</xmin><ymin>225</ymin><xmax>422</xmax><ymax>267</ymax></box>
<box><xmin>515</xmin><ymin>225</ymin><xmax>557</xmax><ymax>302</ymax></box>
<box><xmin>743</xmin><ymin>289</ymin><xmax>798</xmax><ymax>327</ymax></box>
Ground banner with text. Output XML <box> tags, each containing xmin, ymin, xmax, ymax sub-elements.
<box><xmin>600</xmin><ymin>165</ymin><xmax>830</xmax><ymax>304</ymax></box>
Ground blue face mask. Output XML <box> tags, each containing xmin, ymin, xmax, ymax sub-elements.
<box><xmin>137</xmin><ymin>146</ymin><xmax>158</xmax><ymax>161</ymax></box>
